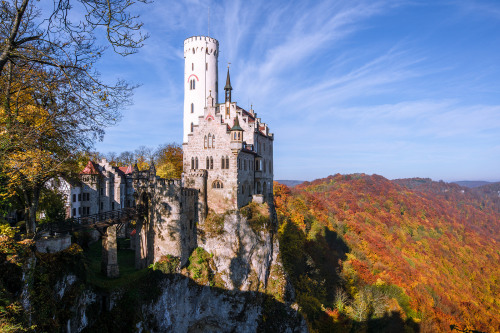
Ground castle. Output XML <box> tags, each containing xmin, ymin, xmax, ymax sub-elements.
<box><xmin>71</xmin><ymin>36</ymin><xmax>274</xmax><ymax>267</ymax></box>
<box><xmin>182</xmin><ymin>36</ymin><xmax>274</xmax><ymax>213</ymax></box>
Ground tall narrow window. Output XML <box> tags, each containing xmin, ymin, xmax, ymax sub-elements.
<box><xmin>212</xmin><ymin>136</ymin><xmax>215</xmax><ymax>148</ymax></box>
<box><xmin>195</xmin><ymin>157</ymin><xmax>199</xmax><ymax>169</ymax></box>
<box><xmin>206</xmin><ymin>157</ymin><xmax>209</xmax><ymax>169</ymax></box>
<box><xmin>210</xmin><ymin>157</ymin><xmax>213</xmax><ymax>169</ymax></box>
<box><xmin>191</xmin><ymin>122</ymin><xmax>194</xmax><ymax>132</ymax></box>
<box><xmin>192</xmin><ymin>80</ymin><xmax>195</xmax><ymax>89</ymax></box>
<box><xmin>191</xmin><ymin>103</ymin><xmax>194</xmax><ymax>113</ymax></box>
<box><xmin>204</xmin><ymin>135</ymin><xmax>207</xmax><ymax>148</ymax></box>
<box><xmin>208</xmin><ymin>134</ymin><xmax>212</xmax><ymax>148</ymax></box>
<box><xmin>192</xmin><ymin>63</ymin><xmax>194</xmax><ymax>70</ymax></box>
<box><xmin>221</xmin><ymin>156</ymin><xmax>225</xmax><ymax>169</ymax></box>
<box><xmin>191</xmin><ymin>157</ymin><xmax>194</xmax><ymax>169</ymax></box>
<box><xmin>225</xmin><ymin>156</ymin><xmax>230</xmax><ymax>169</ymax></box>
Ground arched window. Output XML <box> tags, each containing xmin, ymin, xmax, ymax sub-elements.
<box><xmin>221</xmin><ymin>156</ymin><xmax>225</xmax><ymax>169</ymax></box>
<box><xmin>212</xmin><ymin>135</ymin><xmax>215</xmax><ymax>148</ymax></box>
<box><xmin>204</xmin><ymin>135</ymin><xmax>207</xmax><ymax>148</ymax></box>
<box><xmin>212</xmin><ymin>180</ymin><xmax>224</xmax><ymax>189</ymax></box>
<box><xmin>191</xmin><ymin>157</ymin><xmax>194</xmax><ymax>170</ymax></box>
<box><xmin>191</xmin><ymin>103</ymin><xmax>194</xmax><ymax>113</ymax></box>
<box><xmin>210</xmin><ymin>156</ymin><xmax>213</xmax><ymax>169</ymax></box>
<box><xmin>225</xmin><ymin>156</ymin><xmax>230</xmax><ymax>169</ymax></box>
<box><xmin>192</xmin><ymin>79</ymin><xmax>195</xmax><ymax>89</ymax></box>
<box><xmin>195</xmin><ymin>157</ymin><xmax>198</xmax><ymax>169</ymax></box>
<box><xmin>206</xmin><ymin>157</ymin><xmax>209</xmax><ymax>169</ymax></box>
<box><xmin>208</xmin><ymin>134</ymin><xmax>212</xmax><ymax>148</ymax></box>
<box><xmin>191</xmin><ymin>122</ymin><xmax>194</xmax><ymax>132</ymax></box>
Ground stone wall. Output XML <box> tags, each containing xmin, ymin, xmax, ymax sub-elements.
<box><xmin>36</xmin><ymin>234</ymin><xmax>72</xmax><ymax>253</ymax></box>
<box><xmin>133</xmin><ymin>168</ymin><xmax>199</xmax><ymax>267</ymax></box>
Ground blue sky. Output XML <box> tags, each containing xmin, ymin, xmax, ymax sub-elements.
<box><xmin>93</xmin><ymin>0</ymin><xmax>500</xmax><ymax>182</ymax></box>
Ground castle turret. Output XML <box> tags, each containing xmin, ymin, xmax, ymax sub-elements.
<box><xmin>183</xmin><ymin>36</ymin><xmax>219</xmax><ymax>143</ymax></box>
<box><xmin>230</xmin><ymin>116</ymin><xmax>243</xmax><ymax>155</ymax></box>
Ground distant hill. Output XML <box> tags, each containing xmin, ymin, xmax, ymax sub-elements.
<box><xmin>452</xmin><ymin>180</ymin><xmax>493</xmax><ymax>188</ymax></box>
<box><xmin>275</xmin><ymin>180</ymin><xmax>304</xmax><ymax>187</ymax></box>
<box><xmin>274</xmin><ymin>174</ymin><xmax>500</xmax><ymax>332</ymax></box>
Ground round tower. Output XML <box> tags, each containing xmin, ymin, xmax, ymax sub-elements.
<box><xmin>183</xmin><ymin>36</ymin><xmax>219</xmax><ymax>143</ymax></box>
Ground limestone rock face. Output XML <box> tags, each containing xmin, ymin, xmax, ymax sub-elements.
<box><xmin>139</xmin><ymin>275</ymin><xmax>260</xmax><ymax>332</ymax></box>
<box><xmin>199</xmin><ymin>212</ymin><xmax>275</xmax><ymax>291</ymax></box>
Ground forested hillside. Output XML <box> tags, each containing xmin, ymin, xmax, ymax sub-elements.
<box><xmin>274</xmin><ymin>174</ymin><xmax>500</xmax><ymax>332</ymax></box>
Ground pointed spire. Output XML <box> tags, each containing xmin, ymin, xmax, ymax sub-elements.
<box><xmin>231</xmin><ymin>116</ymin><xmax>243</xmax><ymax>131</ymax></box>
<box><xmin>224</xmin><ymin>68</ymin><xmax>232</xmax><ymax>91</ymax></box>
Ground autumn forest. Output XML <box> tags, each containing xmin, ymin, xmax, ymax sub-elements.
<box><xmin>274</xmin><ymin>175</ymin><xmax>500</xmax><ymax>332</ymax></box>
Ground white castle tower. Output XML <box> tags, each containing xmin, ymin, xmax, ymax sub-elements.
<box><xmin>183</xmin><ymin>36</ymin><xmax>219</xmax><ymax>143</ymax></box>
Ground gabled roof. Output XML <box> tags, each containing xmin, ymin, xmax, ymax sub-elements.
<box><xmin>80</xmin><ymin>161</ymin><xmax>101</xmax><ymax>175</ymax></box>
<box><xmin>118</xmin><ymin>165</ymin><xmax>133</xmax><ymax>175</ymax></box>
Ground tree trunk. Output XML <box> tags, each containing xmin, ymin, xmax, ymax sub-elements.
<box><xmin>24</xmin><ymin>185</ymin><xmax>40</xmax><ymax>235</ymax></box>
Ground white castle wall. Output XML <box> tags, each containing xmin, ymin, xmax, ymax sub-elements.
<box><xmin>183</xmin><ymin>36</ymin><xmax>219</xmax><ymax>143</ymax></box>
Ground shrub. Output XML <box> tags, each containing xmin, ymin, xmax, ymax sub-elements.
<box><xmin>150</xmin><ymin>255</ymin><xmax>180</xmax><ymax>274</ymax></box>
<box><xmin>240</xmin><ymin>202</ymin><xmax>271</xmax><ymax>233</ymax></box>
<box><xmin>204</xmin><ymin>210</ymin><xmax>226</xmax><ymax>236</ymax></box>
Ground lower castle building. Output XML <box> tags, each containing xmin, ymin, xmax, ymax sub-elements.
<box><xmin>70</xmin><ymin>159</ymin><xmax>134</xmax><ymax>218</ymax></box>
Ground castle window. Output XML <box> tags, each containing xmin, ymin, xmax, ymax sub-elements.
<box><xmin>225</xmin><ymin>156</ymin><xmax>230</xmax><ymax>169</ymax></box>
<box><xmin>192</xmin><ymin>48</ymin><xmax>195</xmax><ymax>54</ymax></box>
<box><xmin>206</xmin><ymin>157</ymin><xmax>209</xmax><ymax>169</ymax></box>
<box><xmin>192</xmin><ymin>63</ymin><xmax>194</xmax><ymax>70</ymax></box>
<box><xmin>191</xmin><ymin>103</ymin><xmax>194</xmax><ymax>113</ymax></box>
<box><xmin>212</xmin><ymin>180</ymin><xmax>224</xmax><ymax>189</ymax></box>
<box><xmin>195</xmin><ymin>157</ymin><xmax>199</xmax><ymax>169</ymax></box>
<box><xmin>210</xmin><ymin>157</ymin><xmax>213</xmax><ymax>169</ymax></box>
<box><xmin>191</xmin><ymin>157</ymin><xmax>194</xmax><ymax>169</ymax></box>
<box><xmin>212</xmin><ymin>136</ymin><xmax>215</xmax><ymax>148</ymax></box>
<box><xmin>204</xmin><ymin>135</ymin><xmax>207</xmax><ymax>148</ymax></box>
<box><xmin>208</xmin><ymin>134</ymin><xmax>212</xmax><ymax>148</ymax></box>
<box><xmin>221</xmin><ymin>156</ymin><xmax>225</xmax><ymax>169</ymax></box>
<box><xmin>191</xmin><ymin>122</ymin><xmax>194</xmax><ymax>132</ymax></box>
